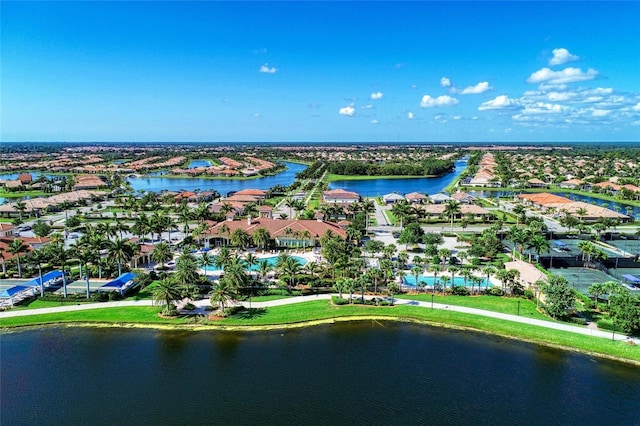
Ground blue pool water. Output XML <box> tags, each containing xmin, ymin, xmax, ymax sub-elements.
<box><xmin>203</xmin><ymin>255</ymin><xmax>308</xmax><ymax>272</ymax></box>
<box><xmin>403</xmin><ymin>275</ymin><xmax>491</xmax><ymax>288</ymax></box>
<box><xmin>187</xmin><ymin>160</ymin><xmax>212</xmax><ymax>169</ymax></box>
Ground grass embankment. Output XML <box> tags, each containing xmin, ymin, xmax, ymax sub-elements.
<box><xmin>2</xmin><ymin>300</ymin><xmax>638</xmax><ymax>363</ymax></box>
<box><xmin>12</xmin><ymin>299</ymin><xmax>93</xmax><ymax>310</ymax></box>
<box><xmin>394</xmin><ymin>294</ymin><xmax>551</xmax><ymax>321</ymax></box>
<box><xmin>0</xmin><ymin>190</ymin><xmax>48</xmax><ymax>199</ymax></box>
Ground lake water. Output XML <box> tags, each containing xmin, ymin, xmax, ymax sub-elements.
<box><xmin>187</xmin><ymin>159</ymin><xmax>212</xmax><ymax>168</ymax></box>
<box><xmin>329</xmin><ymin>159</ymin><xmax>467</xmax><ymax>197</ymax></box>
<box><xmin>2</xmin><ymin>323</ymin><xmax>639</xmax><ymax>425</ymax></box>
<box><xmin>127</xmin><ymin>161</ymin><xmax>307</xmax><ymax>194</ymax></box>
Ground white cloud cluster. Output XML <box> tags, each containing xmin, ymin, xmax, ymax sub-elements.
<box><xmin>526</xmin><ymin>67</ymin><xmax>598</xmax><ymax>88</ymax></box>
<box><xmin>549</xmin><ymin>48</ymin><xmax>579</xmax><ymax>66</ymax></box>
<box><xmin>259</xmin><ymin>63</ymin><xmax>277</xmax><ymax>74</ymax></box>
<box><xmin>338</xmin><ymin>105</ymin><xmax>356</xmax><ymax>117</ymax></box>
<box><xmin>478</xmin><ymin>95</ymin><xmax>519</xmax><ymax>111</ymax></box>
<box><xmin>370</xmin><ymin>91</ymin><xmax>384</xmax><ymax>100</ymax></box>
<box><xmin>407</xmin><ymin>112</ymin><xmax>415</xmax><ymax>120</ymax></box>
<box><xmin>459</xmin><ymin>81</ymin><xmax>492</xmax><ymax>95</ymax></box>
<box><xmin>420</xmin><ymin>95</ymin><xmax>459</xmax><ymax>108</ymax></box>
<box><xmin>440</xmin><ymin>77</ymin><xmax>451</xmax><ymax>88</ymax></box>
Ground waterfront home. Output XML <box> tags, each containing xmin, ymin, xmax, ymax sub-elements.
<box><xmin>17</xmin><ymin>173</ymin><xmax>33</xmax><ymax>184</ymax></box>
<box><xmin>526</xmin><ymin>178</ymin><xmax>548</xmax><ymax>189</ymax></box>
<box><xmin>73</xmin><ymin>175</ymin><xmax>108</xmax><ymax>190</ymax></box>
<box><xmin>517</xmin><ymin>193</ymin><xmax>631</xmax><ymax>223</ymax></box>
<box><xmin>322</xmin><ymin>189</ymin><xmax>360</xmax><ymax>204</ymax></box>
<box><xmin>504</xmin><ymin>259</ymin><xmax>547</xmax><ymax>295</ymax></box>
<box><xmin>233</xmin><ymin>189</ymin><xmax>268</xmax><ymax>199</ymax></box>
<box><xmin>405</xmin><ymin>192</ymin><xmax>428</xmax><ymax>204</ymax></box>
<box><xmin>558</xmin><ymin>178</ymin><xmax>584</xmax><ymax>190</ymax></box>
<box><xmin>450</xmin><ymin>191</ymin><xmax>476</xmax><ymax>204</ymax></box>
<box><xmin>383</xmin><ymin>192</ymin><xmax>405</xmax><ymax>204</ymax></box>
<box><xmin>203</xmin><ymin>217</ymin><xmax>347</xmax><ymax>248</ymax></box>
<box><xmin>419</xmin><ymin>204</ymin><xmax>492</xmax><ymax>220</ymax></box>
<box><xmin>429</xmin><ymin>193</ymin><xmax>453</xmax><ymax>204</ymax></box>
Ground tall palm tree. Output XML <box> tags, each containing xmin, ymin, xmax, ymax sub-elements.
<box><xmin>280</xmin><ymin>256</ymin><xmax>301</xmax><ymax>288</ymax></box>
<box><xmin>218</xmin><ymin>223</ymin><xmax>230</xmax><ymax>247</ymax></box>
<box><xmin>107</xmin><ymin>238</ymin><xmax>136</xmax><ymax>276</ymax></box>
<box><xmin>198</xmin><ymin>251</ymin><xmax>213</xmax><ymax>277</ymax></box>
<box><xmin>74</xmin><ymin>244</ymin><xmax>98</xmax><ymax>298</ymax></box>
<box><xmin>8</xmin><ymin>238</ymin><xmax>29</xmax><ymax>278</ymax></box>
<box><xmin>152</xmin><ymin>277</ymin><xmax>182</xmax><ymax>315</ymax></box>
<box><xmin>46</xmin><ymin>241</ymin><xmax>70</xmax><ymax>297</ymax></box>
<box><xmin>257</xmin><ymin>259</ymin><xmax>272</xmax><ymax>284</ymax></box>
<box><xmin>210</xmin><ymin>277</ymin><xmax>238</xmax><ymax>313</ymax></box>
<box><xmin>252</xmin><ymin>227</ymin><xmax>271</xmax><ymax>252</ymax></box>
<box><xmin>230</xmin><ymin>228</ymin><xmax>251</xmax><ymax>250</ymax></box>
<box><xmin>410</xmin><ymin>265</ymin><xmax>422</xmax><ymax>290</ymax></box>
<box><xmin>443</xmin><ymin>200</ymin><xmax>461</xmax><ymax>231</ymax></box>
<box><xmin>482</xmin><ymin>266</ymin><xmax>496</xmax><ymax>291</ymax></box>
<box><xmin>29</xmin><ymin>248</ymin><xmax>49</xmax><ymax>297</ymax></box>
<box><xmin>527</xmin><ymin>234</ymin><xmax>550</xmax><ymax>263</ymax></box>
<box><xmin>448</xmin><ymin>266</ymin><xmax>460</xmax><ymax>288</ymax></box>
<box><xmin>132</xmin><ymin>213</ymin><xmax>151</xmax><ymax>242</ymax></box>
<box><xmin>361</xmin><ymin>199</ymin><xmax>375</xmax><ymax>231</ymax></box>
<box><xmin>428</xmin><ymin>263</ymin><xmax>441</xmax><ymax>292</ymax></box>
<box><xmin>151</xmin><ymin>242</ymin><xmax>172</xmax><ymax>269</ymax></box>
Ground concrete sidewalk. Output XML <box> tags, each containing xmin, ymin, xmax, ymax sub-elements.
<box><xmin>2</xmin><ymin>294</ymin><xmax>637</xmax><ymax>344</ymax></box>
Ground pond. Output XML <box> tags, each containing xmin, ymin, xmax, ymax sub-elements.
<box><xmin>187</xmin><ymin>159</ymin><xmax>212</xmax><ymax>169</ymax></box>
<box><xmin>2</xmin><ymin>323</ymin><xmax>639</xmax><ymax>424</ymax></box>
<box><xmin>127</xmin><ymin>161</ymin><xmax>307</xmax><ymax>194</ymax></box>
<box><xmin>328</xmin><ymin>159</ymin><xmax>467</xmax><ymax>197</ymax></box>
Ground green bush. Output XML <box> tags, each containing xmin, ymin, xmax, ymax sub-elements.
<box><xmin>486</xmin><ymin>287</ymin><xmax>505</xmax><ymax>297</ymax></box>
<box><xmin>524</xmin><ymin>290</ymin><xmax>534</xmax><ymax>300</ymax></box>
<box><xmin>450</xmin><ymin>286</ymin><xmax>470</xmax><ymax>296</ymax></box>
<box><xmin>91</xmin><ymin>292</ymin><xmax>109</xmax><ymax>302</ymax></box>
<box><xmin>568</xmin><ymin>316</ymin><xmax>587</xmax><ymax>325</ymax></box>
<box><xmin>597</xmin><ymin>319</ymin><xmax>615</xmax><ymax>331</ymax></box>
<box><xmin>332</xmin><ymin>296</ymin><xmax>349</xmax><ymax>305</ymax></box>
<box><xmin>183</xmin><ymin>302</ymin><xmax>196</xmax><ymax>311</ymax></box>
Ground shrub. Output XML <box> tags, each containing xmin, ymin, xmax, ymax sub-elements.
<box><xmin>568</xmin><ymin>316</ymin><xmax>587</xmax><ymax>325</ymax></box>
<box><xmin>90</xmin><ymin>292</ymin><xmax>109</xmax><ymax>302</ymax></box>
<box><xmin>331</xmin><ymin>296</ymin><xmax>349</xmax><ymax>305</ymax></box>
<box><xmin>450</xmin><ymin>286</ymin><xmax>470</xmax><ymax>296</ymax></box>
<box><xmin>183</xmin><ymin>302</ymin><xmax>196</xmax><ymax>311</ymax></box>
<box><xmin>487</xmin><ymin>287</ymin><xmax>505</xmax><ymax>296</ymax></box>
<box><xmin>108</xmin><ymin>292</ymin><xmax>123</xmax><ymax>301</ymax></box>
<box><xmin>524</xmin><ymin>290</ymin><xmax>534</xmax><ymax>300</ymax></box>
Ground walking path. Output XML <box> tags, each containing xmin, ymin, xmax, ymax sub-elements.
<box><xmin>2</xmin><ymin>294</ymin><xmax>638</xmax><ymax>344</ymax></box>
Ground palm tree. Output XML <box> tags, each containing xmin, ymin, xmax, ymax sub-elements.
<box><xmin>210</xmin><ymin>277</ymin><xmax>238</xmax><ymax>313</ymax></box>
<box><xmin>391</xmin><ymin>200</ymin><xmax>411</xmax><ymax>228</ymax></box>
<box><xmin>460</xmin><ymin>268</ymin><xmax>474</xmax><ymax>292</ymax></box>
<box><xmin>587</xmin><ymin>282</ymin><xmax>606</xmax><ymax>310</ymax></box>
<box><xmin>151</xmin><ymin>242</ymin><xmax>172</xmax><ymax>269</ymax></box>
<box><xmin>74</xmin><ymin>245</ymin><xmax>98</xmax><ymax>298</ymax></box>
<box><xmin>152</xmin><ymin>277</ymin><xmax>182</xmax><ymax>315</ymax></box>
<box><xmin>368</xmin><ymin>267</ymin><xmax>384</xmax><ymax>294</ymax></box>
<box><xmin>448</xmin><ymin>266</ymin><xmax>460</xmax><ymax>288</ymax></box>
<box><xmin>230</xmin><ymin>228</ymin><xmax>251</xmax><ymax>250</ymax></box>
<box><xmin>257</xmin><ymin>259</ymin><xmax>272</xmax><ymax>284</ymax></box>
<box><xmin>361</xmin><ymin>199</ymin><xmax>375</xmax><ymax>231</ymax></box>
<box><xmin>107</xmin><ymin>238</ymin><xmax>135</xmax><ymax>276</ymax></box>
<box><xmin>410</xmin><ymin>265</ymin><xmax>422</xmax><ymax>289</ymax></box>
<box><xmin>527</xmin><ymin>234</ymin><xmax>550</xmax><ymax>263</ymax></box>
<box><xmin>387</xmin><ymin>281</ymin><xmax>400</xmax><ymax>304</ymax></box>
<box><xmin>281</xmin><ymin>256</ymin><xmax>301</xmax><ymax>288</ymax></box>
<box><xmin>252</xmin><ymin>227</ymin><xmax>271</xmax><ymax>252</ymax></box>
<box><xmin>8</xmin><ymin>238</ymin><xmax>29</xmax><ymax>278</ymax></box>
<box><xmin>357</xmin><ymin>276</ymin><xmax>368</xmax><ymax>302</ymax></box>
<box><xmin>482</xmin><ymin>266</ymin><xmax>496</xmax><ymax>291</ymax></box>
<box><xmin>244</xmin><ymin>253</ymin><xmax>258</xmax><ymax>276</ymax></box>
<box><xmin>29</xmin><ymin>249</ymin><xmax>48</xmax><ymax>297</ymax></box>
<box><xmin>333</xmin><ymin>278</ymin><xmax>346</xmax><ymax>299</ymax></box>
<box><xmin>443</xmin><ymin>200</ymin><xmax>461</xmax><ymax>231</ymax></box>
<box><xmin>198</xmin><ymin>251</ymin><xmax>213</xmax><ymax>277</ymax></box>
<box><xmin>428</xmin><ymin>263</ymin><xmax>441</xmax><ymax>292</ymax></box>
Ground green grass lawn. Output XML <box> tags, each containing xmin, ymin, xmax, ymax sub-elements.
<box><xmin>395</xmin><ymin>294</ymin><xmax>551</xmax><ymax>321</ymax></box>
<box><xmin>12</xmin><ymin>299</ymin><xmax>93</xmax><ymax>310</ymax></box>
<box><xmin>3</xmin><ymin>299</ymin><xmax>638</xmax><ymax>362</ymax></box>
<box><xmin>0</xmin><ymin>190</ymin><xmax>48</xmax><ymax>198</ymax></box>
<box><xmin>246</xmin><ymin>295</ymin><xmax>293</xmax><ymax>302</ymax></box>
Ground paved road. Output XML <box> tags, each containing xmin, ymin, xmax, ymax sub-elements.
<box><xmin>2</xmin><ymin>294</ymin><xmax>637</xmax><ymax>343</ymax></box>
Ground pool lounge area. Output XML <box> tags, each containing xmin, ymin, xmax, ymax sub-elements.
<box><xmin>402</xmin><ymin>275</ymin><xmax>491</xmax><ymax>289</ymax></box>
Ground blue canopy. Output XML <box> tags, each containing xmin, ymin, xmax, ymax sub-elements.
<box><xmin>553</xmin><ymin>241</ymin><xmax>568</xmax><ymax>248</ymax></box>
<box><xmin>100</xmin><ymin>272</ymin><xmax>136</xmax><ymax>290</ymax></box>
<box><xmin>622</xmin><ymin>274</ymin><xmax>640</xmax><ymax>284</ymax></box>
<box><xmin>23</xmin><ymin>270</ymin><xmax>64</xmax><ymax>287</ymax></box>
<box><xmin>1</xmin><ymin>285</ymin><xmax>34</xmax><ymax>298</ymax></box>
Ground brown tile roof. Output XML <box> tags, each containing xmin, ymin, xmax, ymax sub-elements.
<box><xmin>205</xmin><ymin>218</ymin><xmax>347</xmax><ymax>239</ymax></box>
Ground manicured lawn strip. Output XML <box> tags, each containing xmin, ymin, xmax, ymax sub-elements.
<box><xmin>395</xmin><ymin>294</ymin><xmax>551</xmax><ymax>321</ymax></box>
<box><xmin>13</xmin><ymin>300</ymin><xmax>93</xmax><ymax>310</ymax></box>
<box><xmin>247</xmin><ymin>295</ymin><xmax>293</xmax><ymax>302</ymax></box>
<box><xmin>1</xmin><ymin>301</ymin><xmax>638</xmax><ymax>361</ymax></box>
<box><xmin>0</xmin><ymin>190</ymin><xmax>48</xmax><ymax>198</ymax></box>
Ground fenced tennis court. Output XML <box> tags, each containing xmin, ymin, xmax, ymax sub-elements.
<box><xmin>547</xmin><ymin>267</ymin><xmax>616</xmax><ymax>295</ymax></box>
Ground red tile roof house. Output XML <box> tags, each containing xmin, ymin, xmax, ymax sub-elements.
<box><xmin>18</xmin><ymin>173</ymin><xmax>33</xmax><ymax>184</ymax></box>
<box><xmin>322</xmin><ymin>189</ymin><xmax>361</xmax><ymax>204</ymax></box>
<box><xmin>203</xmin><ymin>217</ymin><xmax>346</xmax><ymax>249</ymax></box>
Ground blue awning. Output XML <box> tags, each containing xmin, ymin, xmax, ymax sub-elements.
<box><xmin>553</xmin><ymin>241</ymin><xmax>568</xmax><ymax>248</ymax></box>
<box><xmin>622</xmin><ymin>274</ymin><xmax>640</xmax><ymax>284</ymax></box>
<box><xmin>1</xmin><ymin>285</ymin><xmax>34</xmax><ymax>298</ymax></box>
<box><xmin>100</xmin><ymin>272</ymin><xmax>136</xmax><ymax>290</ymax></box>
<box><xmin>23</xmin><ymin>270</ymin><xmax>64</xmax><ymax>287</ymax></box>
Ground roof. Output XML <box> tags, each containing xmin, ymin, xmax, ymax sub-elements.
<box><xmin>430</xmin><ymin>193</ymin><xmax>452</xmax><ymax>202</ymax></box>
<box><xmin>206</xmin><ymin>218</ymin><xmax>347</xmax><ymax>240</ymax></box>
<box><xmin>1</xmin><ymin>285</ymin><xmax>33</xmax><ymax>298</ymax></box>
<box><xmin>383</xmin><ymin>192</ymin><xmax>405</xmax><ymax>200</ymax></box>
<box><xmin>405</xmin><ymin>192</ymin><xmax>427</xmax><ymax>200</ymax></box>
<box><xmin>504</xmin><ymin>260</ymin><xmax>547</xmax><ymax>286</ymax></box>
<box><xmin>234</xmin><ymin>189</ymin><xmax>267</xmax><ymax>196</ymax></box>
<box><xmin>517</xmin><ymin>193</ymin><xmax>572</xmax><ymax>205</ymax></box>
<box><xmin>323</xmin><ymin>189</ymin><xmax>360</xmax><ymax>200</ymax></box>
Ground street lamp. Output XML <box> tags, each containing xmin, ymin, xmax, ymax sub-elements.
<box><xmin>517</xmin><ymin>300</ymin><xmax>521</xmax><ymax>316</ymax></box>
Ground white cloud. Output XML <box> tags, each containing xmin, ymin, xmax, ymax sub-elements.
<box><xmin>459</xmin><ymin>81</ymin><xmax>492</xmax><ymax>95</ymax></box>
<box><xmin>440</xmin><ymin>77</ymin><xmax>451</xmax><ymax>88</ymax></box>
<box><xmin>478</xmin><ymin>95</ymin><xmax>519</xmax><ymax>110</ymax></box>
<box><xmin>407</xmin><ymin>112</ymin><xmax>415</xmax><ymax>120</ymax></box>
<box><xmin>549</xmin><ymin>48</ymin><xmax>579</xmax><ymax>66</ymax></box>
<box><xmin>592</xmin><ymin>109</ymin><xmax>611</xmax><ymax>117</ymax></box>
<box><xmin>410</xmin><ymin>84</ymin><xmax>418</xmax><ymax>90</ymax></box>
<box><xmin>632</xmin><ymin>102</ymin><xmax>640</xmax><ymax>111</ymax></box>
<box><xmin>369</xmin><ymin>91</ymin><xmax>384</xmax><ymax>100</ymax></box>
<box><xmin>420</xmin><ymin>95</ymin><xmax>459</xmax><ymax>108</ymax></box>
<box><xmin>259</xmin><ymin>63</ymin><xmax>277</xmax><ymax>74</ymax></box>
<box><xmin>452</xmin><ymin>115</ymin><xmax>462</xmax><ymax>120</ymax></box>
<box><xmin>360</xmin><ymin>104</ymin><xmax>375</xmax><ymax>109</ymax></box>
<box><xmin>338</xmin><ymin>105</ymin><xmax>356</xmax><ymax>116</ymax></box>
<box><xmin>526</xmin><ymin>67</ymin><xmax>598</xmax><ymax>87</ymax></box>
<box><xmin>252</xmin><ymin>113</ymin><xmax>263</xmax><ymax>118</ymax></box>
<box><xmin>370</xmin><ymin>119</ymin><xmax>379</xmax><ymax>124</ymax></box>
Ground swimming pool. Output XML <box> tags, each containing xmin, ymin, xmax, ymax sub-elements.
<box><xmin>403</xmin><ymin>275</ymin><xmax>492</xmax><ymax>288</ymax></box>
<box><xmin>202</xmin><ymin>255</ymin><xmax>308</xmax><ymax>272</ymax></box>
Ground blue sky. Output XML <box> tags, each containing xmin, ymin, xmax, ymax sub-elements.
<box><xmin>2</xmin><ymin>1</ymin><xmax>639</xmax><ymax>143</ymax></box>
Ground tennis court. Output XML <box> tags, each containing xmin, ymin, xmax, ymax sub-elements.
<box><xmin>606</xmin><ymin>238</ymin><xmax>640</xmax><ymax>256</ymax></box>
<box><xmin>547</xmin><ymin>267</ymin><xmax>616</xmax><ymax>295</ymax></box>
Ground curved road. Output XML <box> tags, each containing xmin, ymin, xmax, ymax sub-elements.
<box><xmin>1</xmin><ymin>294</ymin><xmax>637</xmax><ymax>344</ymax></box>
